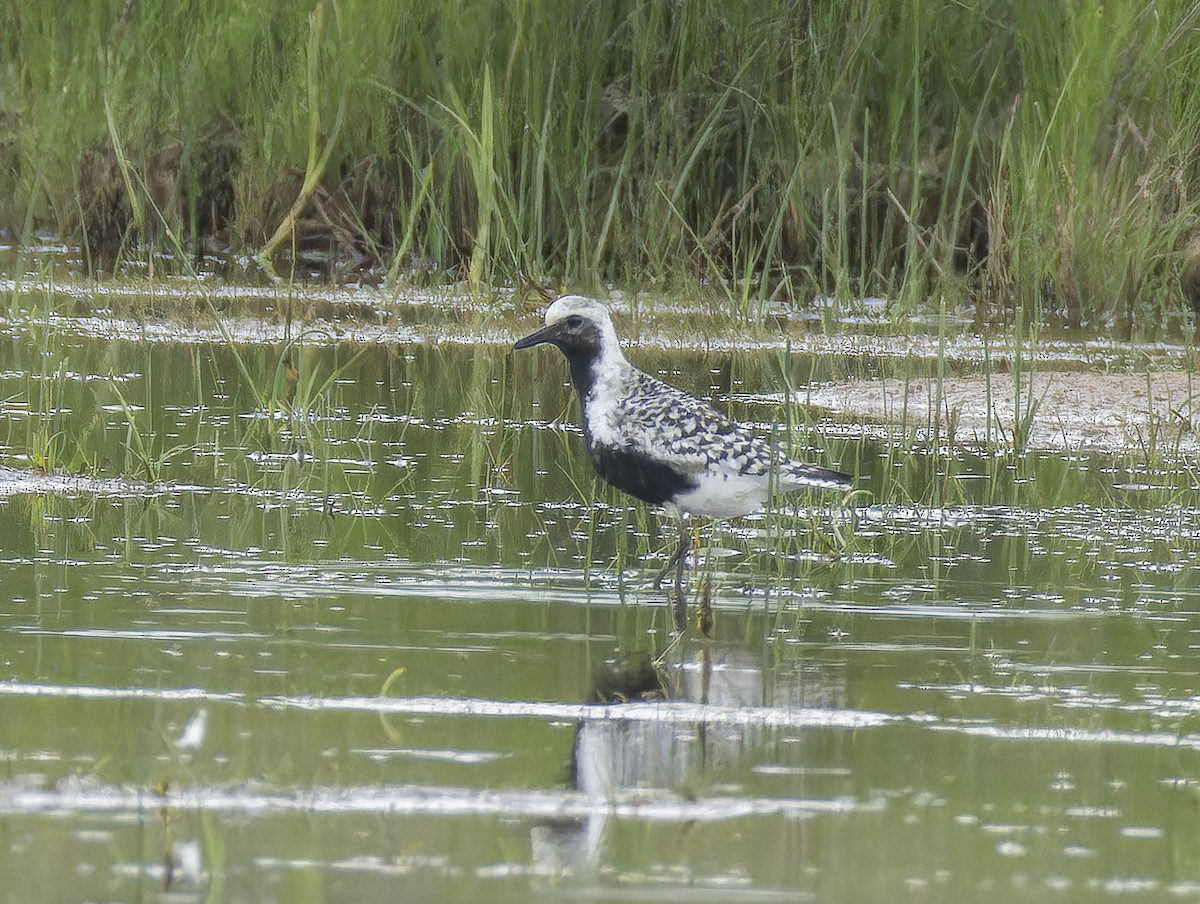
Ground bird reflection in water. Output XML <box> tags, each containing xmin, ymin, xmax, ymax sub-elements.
<box><xmin>530</xmin><ymin>641</ymin><xmax>846</xmax><ymax>886</ymax></box>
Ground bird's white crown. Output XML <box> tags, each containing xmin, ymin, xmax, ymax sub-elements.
<box><xmin>543</xmin><ymin>294</ymin><xmax>616</xmax><ymax>327</ymax></box>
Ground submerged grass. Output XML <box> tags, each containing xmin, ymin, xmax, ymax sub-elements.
<box><xmin>2</xmin><ymin>1</ymin><xmax>1200</xmax><ymax>331</ymax></box>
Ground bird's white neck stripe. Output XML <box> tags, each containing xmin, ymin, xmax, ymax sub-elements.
<box><xmin>583</xmin><ymin>339</ymin><xmax>631</xmax><ymax>446</ymax></box>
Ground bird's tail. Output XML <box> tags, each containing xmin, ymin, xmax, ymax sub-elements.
<box><xmin>782</xmin><ymin>463</ymin><xmax>854</xmax><ymax>492</ymax></box>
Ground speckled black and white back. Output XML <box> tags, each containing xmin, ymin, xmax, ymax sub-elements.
<box><xmin>517</xmin><ymin>295</ymin><xmax>852</xmax><ymax>518</ymax></box>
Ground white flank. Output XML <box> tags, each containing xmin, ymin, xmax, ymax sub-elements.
<box><xmin>669</xmin><ymin>471</ymin><xmax>772</xmax><ymax>518</ymax></box>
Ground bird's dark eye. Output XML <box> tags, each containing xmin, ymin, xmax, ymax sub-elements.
<box><xmin>565</xmin><ymin>315</ymin><xmax>585</xmax><ymax>329</ymax></box>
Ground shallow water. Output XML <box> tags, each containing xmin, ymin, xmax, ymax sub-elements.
<box><xmin>1</xmin><ymin>294</ymin><xmax>1200</xmax><ymax>901</ymax></box>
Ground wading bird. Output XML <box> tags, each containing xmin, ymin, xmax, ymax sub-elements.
<box><xmin>514</xmin><ymin>295</ymin><xmax>852</xmax><ymax>630</ymax></box>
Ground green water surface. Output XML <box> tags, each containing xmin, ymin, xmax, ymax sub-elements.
<box><xmin>1</xmin><ymin>301</ymin><xmax>1198</xmax><ymax>902</ymax></box>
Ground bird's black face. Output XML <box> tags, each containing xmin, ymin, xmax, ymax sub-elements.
<box><xmin>513</xmin><ymin>314</ymin><xmax>602</xmax><ymax>360</ymax></box>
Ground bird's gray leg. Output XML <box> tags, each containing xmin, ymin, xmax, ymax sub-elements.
<box><xmin>671</xmin><ymin>517</ymin><xmax>688</xmax><ymax>631</ymax></box>
<box><xmin>652</xmin><ymin>517</ymin><xmax>689</xmax><ymax>590</ymax></box>
<box><xmin>651</xmin><ymin>514</ymin><xmax>691</xmax><ymax>631</ymax></box>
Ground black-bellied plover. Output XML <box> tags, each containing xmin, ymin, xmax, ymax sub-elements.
<box><xmin>514</xmin><ymin>295</ymin><xmax>852</xmax><ymax>629</ymax></box>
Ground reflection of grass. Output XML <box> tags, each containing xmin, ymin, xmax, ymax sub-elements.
<box><xmin>11</xmin><ymin>320</ymin><xmax>1200</xmax><ymax>606</ymax></box>
<box><xmin>108</xmin><ymin>373</ymin><xmax>186</xmax><ymax>483</ymax></box>
<box><xmin>23</xmin><ymin>329</ymin><xmax>100</xmax><ymax>476</ymax></box>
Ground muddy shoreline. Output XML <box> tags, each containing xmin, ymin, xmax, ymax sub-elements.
<box><xmin>803</xmin><ymin>371</ymin><xmax>1200</xmax><ymax>455</ymax></box>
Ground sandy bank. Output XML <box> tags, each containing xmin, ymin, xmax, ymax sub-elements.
<box><xmin>804</xmin><ymin>370</ymin><xmax>1200</xmax><ymax>454</ymax></box>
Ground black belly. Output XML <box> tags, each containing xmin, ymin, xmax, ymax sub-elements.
<box><xmin>588</xmin><ymin>443</ymin><xmax>696</xmax><ymax>506</ymax></box>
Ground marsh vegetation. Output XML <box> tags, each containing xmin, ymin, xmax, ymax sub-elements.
<box><xmin>3</xmin><ymin>0</ymin><xmax>1200</xmax><ymax>332</ymax></box>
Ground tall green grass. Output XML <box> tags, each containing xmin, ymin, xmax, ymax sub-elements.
<box><xmin>2</xmin><ymin>0</ymin><xmax>1199</xmax><ymax>331</ymax></box>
